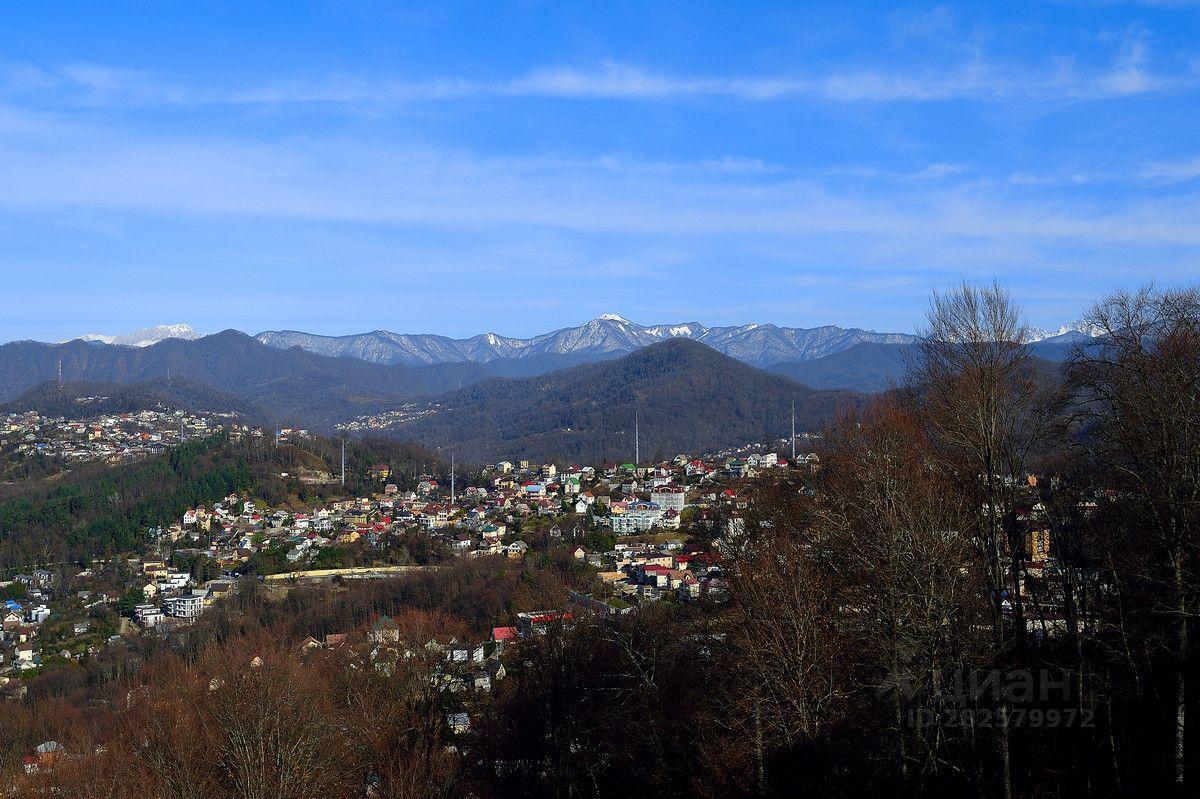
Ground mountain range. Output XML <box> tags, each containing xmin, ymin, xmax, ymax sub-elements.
<box><xmin>0</xmin><ymin>333</ymin><xmax>852</xmax><ymax>462</ymax></box>
<box><xmin>2</xmin><ymin>316</ymin><xmax>1097</xmax><ymax>461</ymax></box>
<box><xmin>1027</xmin><ymin>322</ymin><xmax>1102</xmax><ymax>344</ymax></box>
<box><xmin>765</xmin><ymin>336</ymin><xmax>1083</xmax><ymax>393</ymax></box>
<box><xmin>253</xmin><ymin>314</ymin><xmax>919</xmax><ymax>367</ymax></box>
<box><xmin>0</xmin><ymin>331</ymin><xmax>490</xmax><ymax>426</ymax></box>
<box><xmin>58</xmin><ymin>315</ymin><xmax>1098</xmax><ymax>375</ymax></box>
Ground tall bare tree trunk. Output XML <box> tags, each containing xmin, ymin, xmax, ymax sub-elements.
<box><xmin>894</xmin><ymin>649</ymin><xmax>909</xmax><ymax>784</ymax></box>
<box><xmin>1175</xmin><ymin>553</ymin><xmax>1188</xmax><ymax>791</ymax></box>
<box><xmin>755</xmin><ymin>695</ymin><xmax>767</xmax><ymax>798</ymax></box>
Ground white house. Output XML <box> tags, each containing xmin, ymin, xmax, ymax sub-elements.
<box><xmin>610</xmin><ymin>502</ymin><xmax>663</xmax><ymax>534</ymax></box>
<box><xmin>164</xmin><ymin>592</ymin><xmax>206</xmax><ymax>619</ymax></box>
<box><xmin>650</xmin><ymin>485</ymin><xmax>686</xmax><ymax>513</ymax></box>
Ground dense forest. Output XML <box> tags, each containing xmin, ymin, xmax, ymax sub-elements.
<box><xmin>0</xmin><ymin>435</ymin><xmax>254</xmax><ymax>569</ymax></box>
<box><xmin>0</xmin><ymin>554</ymin><xmax>586</xmax><ymax>781</ymax></box>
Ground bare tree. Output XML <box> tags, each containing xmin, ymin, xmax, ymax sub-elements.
<box><xmin>203</xmin><ymin>643</ymin><xmax>355</xmax><ymax>799</ymax></box>
<box><xmin>911</xmin><ymin>280</ymin><xmax>1050</xmax><ymax>799</ymax></box>
<box><xmin>815</xmin><ymin>400</ymin><xmax>991</xmax><ymax>789</ymax></box>
<box><xmin>723</xmin><ymin>478</ymin><xmax>852</xmax><ymax>795</ymax></box>
<box><xmin>334</xmin><ymin>609</ymin><xmax>463</xmax><ymax>799</ymax></box>
<box><xmin>1068</xmin><ymin>285</ymin><xmax>1200</xmax><ymax>792</ymax></box>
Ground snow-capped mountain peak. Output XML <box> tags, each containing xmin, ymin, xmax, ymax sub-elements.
<box><xmin>1027</xmin><ymin>321</ymin><xmax>1103</xmax><ymax>343</ymax></box>
<box><xmin>71</xmin><ymin>324</ymin><xmax>201</xmax><ymax>348</ymax></box>
<box><xmin>597</xmin><ymin>313</ymin><xmax>632</xmax><ymax>324</ymax></box>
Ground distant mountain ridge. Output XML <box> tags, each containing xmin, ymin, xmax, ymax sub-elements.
<box><xmin>767</xmin><ymin>337</ymin><xmax>1083</xmax><ymax>393</ymax></box>
<box><xmin>0</xmin><ymin>333</ymin><xmax>858</xmax><ymax>462</ymax></box>
<box><xmin>390</xmin><ymin>338</ymin><xmax>860</xmax><ymax>462</ymax></box>
<box><xmin>44</xmin><ymin>315</ymin><xmax>1099</xmax><ymax>373</ymax></box>
<box><xmin>1027</xmin><ymin>321</ymin><xmax>1103</xmax><ymax>344</ymax></box>
<box><xmin>255</xmin><ymin>314</ymin><xmax>919</xmax><ymax>368</ymax></box>
<box><xmin>0</xmin><ymin>331</ymin><xmax>490</xmax><ymax>427</ymax></box>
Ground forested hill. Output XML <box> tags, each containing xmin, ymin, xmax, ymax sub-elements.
<box><xmin>768</xmin><ymin>342</ymin><xmax>914</xmax><ymax>393</ymax></box>
<box><xmin>0</xmin><ymin>434</ymin><xmax>254</xmax><ymax>570</ymax></box>
<box><xmin>0</xmin><ymin>432</ymin><xmax>443</xmax><ymax>570</ymax></box>
<box><xmin>397</xmin><ymin>338</ymin><xmax>861</xmax><ymax>463</ymax></box>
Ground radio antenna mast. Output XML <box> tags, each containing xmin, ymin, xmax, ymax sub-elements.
<box><xmin>634</xmin><ymin>411</ymin><xmax>640</xmax><ymax>466</ymax></box>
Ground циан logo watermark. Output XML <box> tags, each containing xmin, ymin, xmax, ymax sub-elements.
<box><xmin>881</xmin><ymin>668</ymin><xmax>1095</xmax><ymax>729</ymax></box>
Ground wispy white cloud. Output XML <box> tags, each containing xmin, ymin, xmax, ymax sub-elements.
<box><xmin>821</xmin><ymin>162</ymin><xmax>972</xmax><ymax>182</ymax></box>
<box><xmin>1002</xmin><ymin>154</ymin><xmax>1200</xmax><ymax>187</ymax></box>
<box><xmin>1139</xmin><ymin>156</ymin><xmax>1200</xmax><ymax>182</ymax></box>
<box><xmin>3</xmin><ymin>53</ymin><xmax>1195</xmax><ymax>109</ymax></box>
<box><xmin>0</xmin><ymin>113</ymin><xmax>1197</xmax><ymax>252</ymax></box>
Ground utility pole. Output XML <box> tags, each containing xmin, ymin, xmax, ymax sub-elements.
<box><xmin>791</xmin><ymin>400</ymin><xmax>796</xmax><ymax>461</ymax></box>
<box><xmin>340</xmin><ymin>438</ymin><xmax>346</xmax><ymax>486</ymax></box>
<box><xmin>450</xmin><ymin>452</ymin><xmax>456</xmax><ymax>506</ymax></box>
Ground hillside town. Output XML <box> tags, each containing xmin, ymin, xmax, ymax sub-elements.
<box><xmin>0</xmin><ymin>407</ymin><xmax>242</xmax><ymax>469</ymax></box>
<box><xmin>1</xmin><ymin>431</ymin><xmax>849</xmax><ymax>776</ymax></box>
<box><xmin>0</xmin><ymin>442</ymin><xmax>819</xmax><ymax>683</ymax></box>
<box><xmin>0</xmin><ymin>430</ymin><xmax>1079</xmax><ymax>786</ymax></box>
<box><xmin>1</xmin><ymin>431</ymin><xmax>1082</xmax><ymax>713</ymax></box>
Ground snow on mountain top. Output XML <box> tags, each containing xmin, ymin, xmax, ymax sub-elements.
<box><xmin>643</xmin><ymin>324</ymin><xmax>702</xmax><ymax>338</ymax></box>
<box><xmin>70</xmin><ymin>324</ymin><xmax>201</xmax><ymax>347</ymax></box>
<box><xmin>1027</xmin><ymin>321</ymin><xmax>1103</xmax><ymax>342</ymax></box>
<box><xmin>597</xmin><ymin>313</ymin><xmax>632</xmax><ymax>324</ymax></box>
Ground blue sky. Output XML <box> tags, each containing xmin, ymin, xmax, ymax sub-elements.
<box><xmin>1</xmin><ymin>1</ymin><xmax>1198</xmax><ymax>342</ymax></box>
